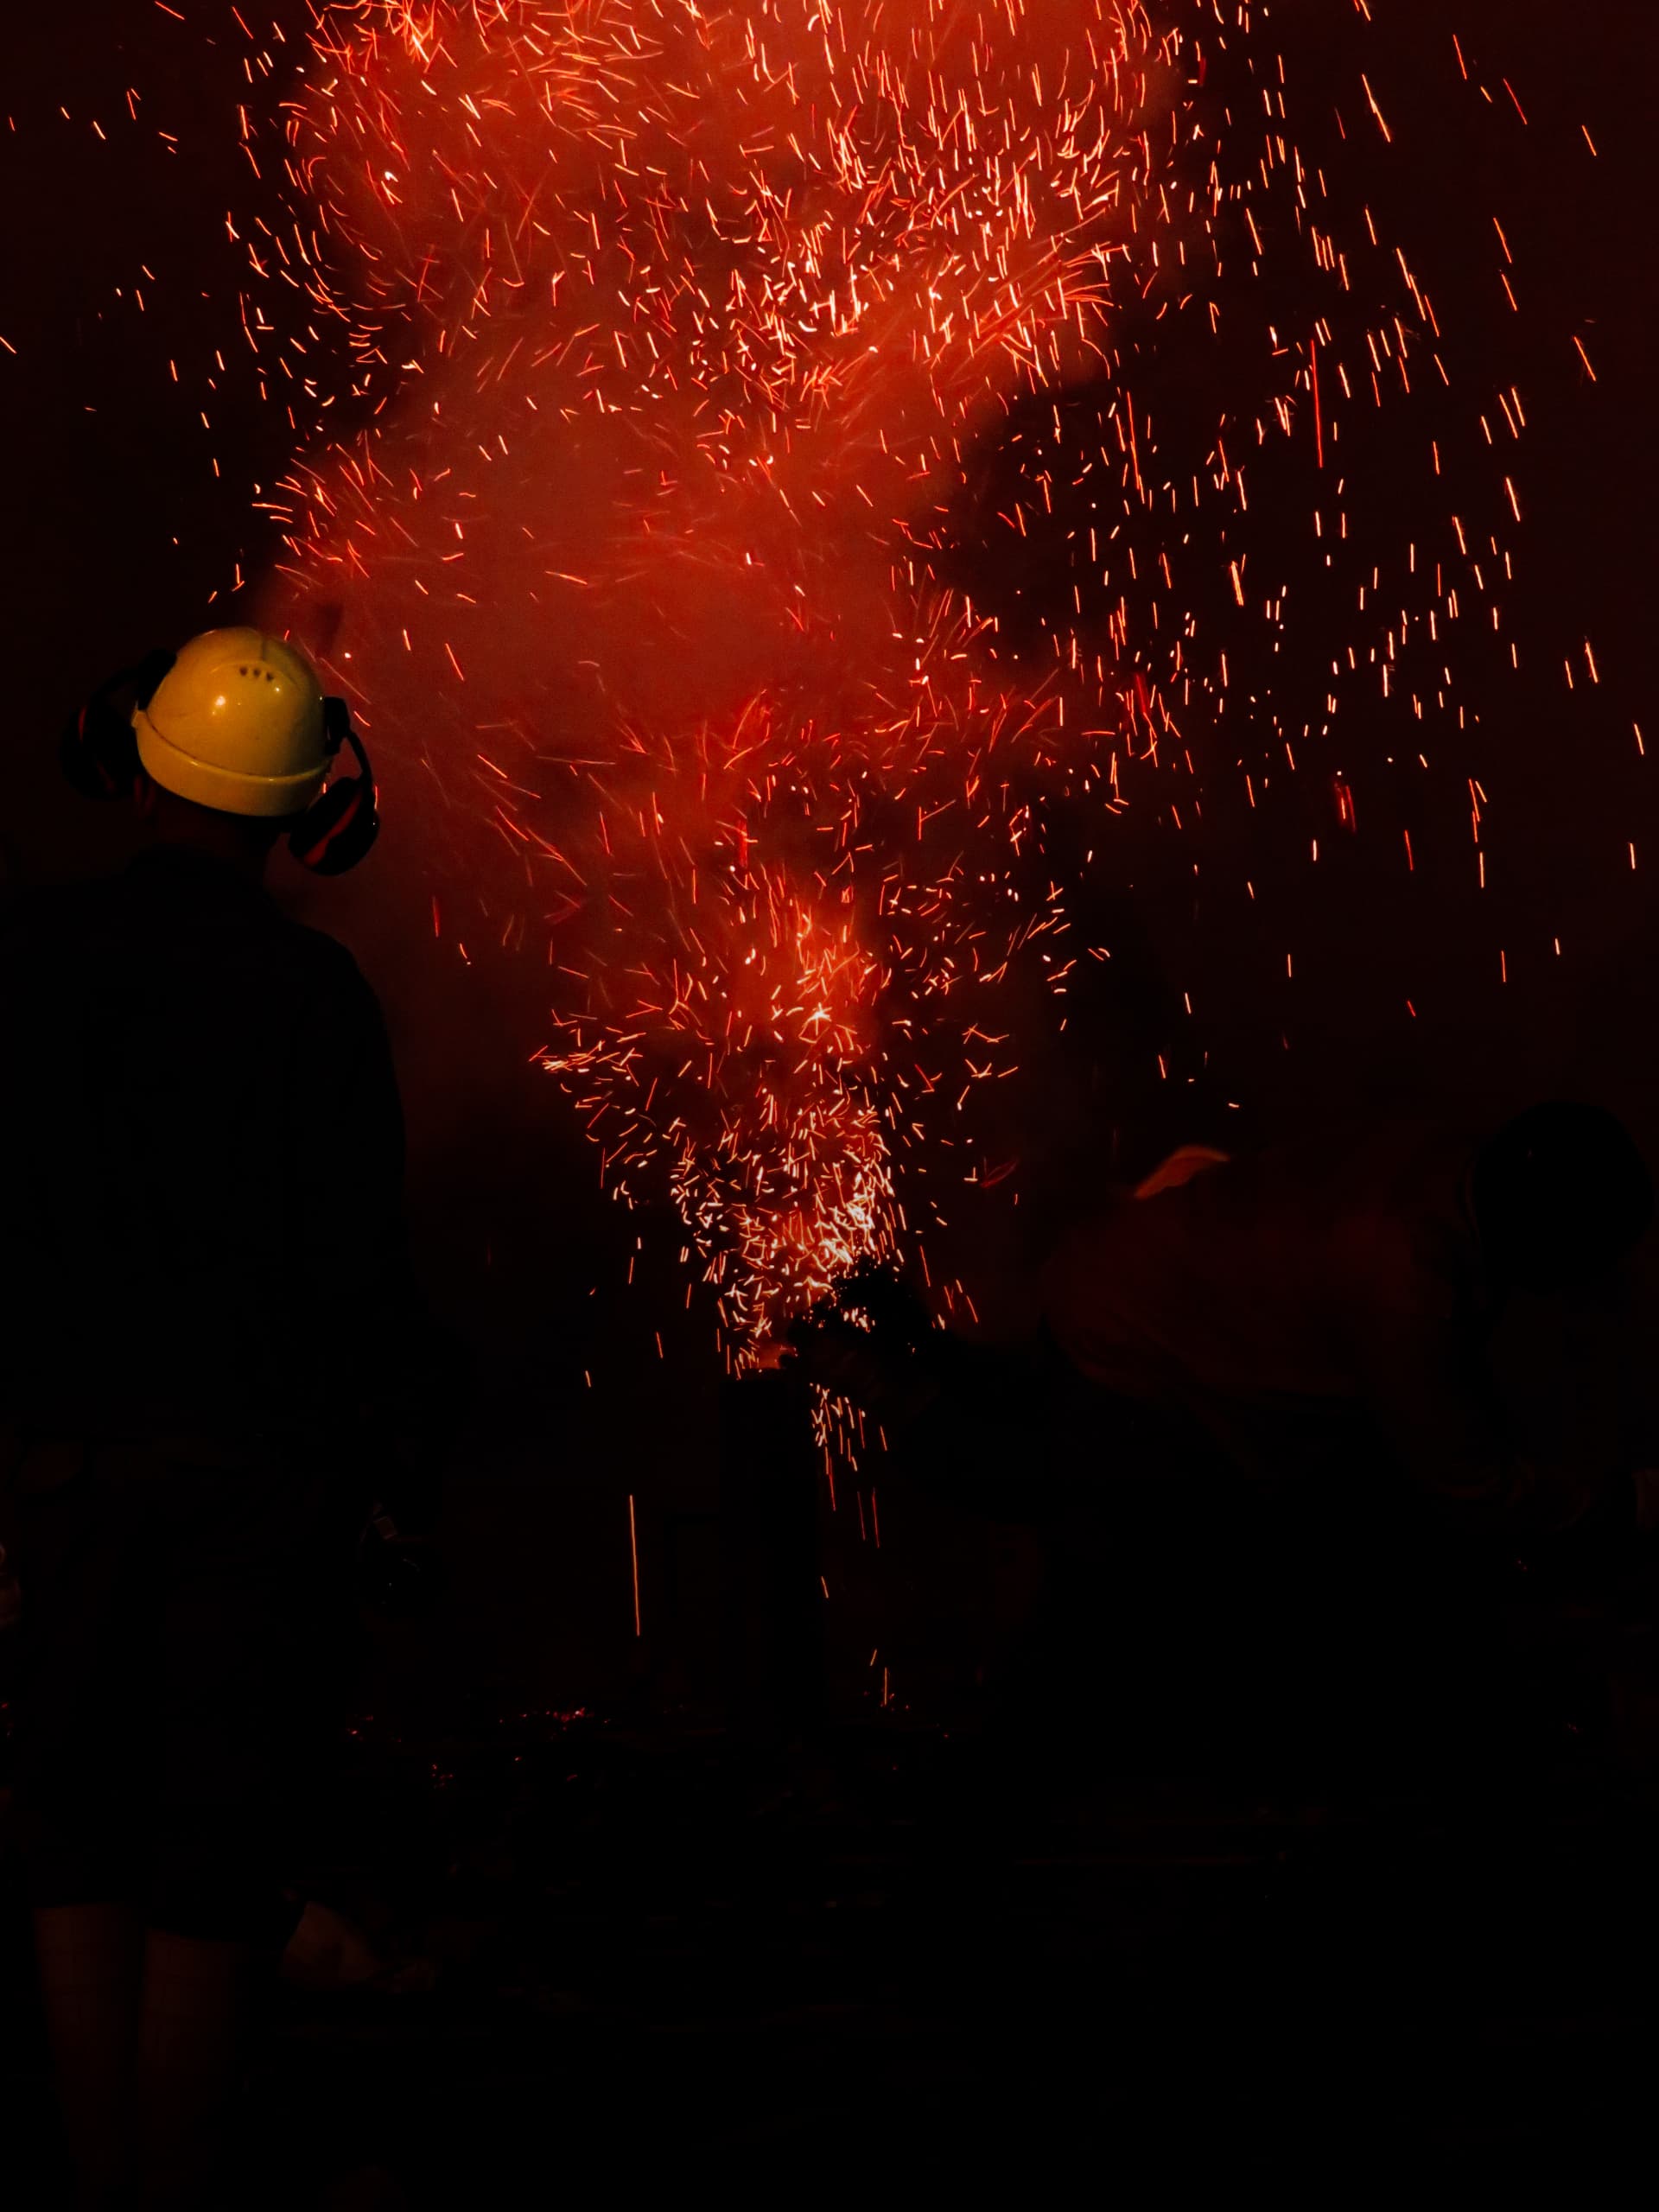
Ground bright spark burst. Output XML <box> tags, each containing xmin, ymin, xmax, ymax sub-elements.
<box><xmin>192</xmin><ymin>1</ymin><xmax>1549</xmax><ymax>1355</ymax></box>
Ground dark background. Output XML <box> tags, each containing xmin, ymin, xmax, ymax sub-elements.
<box><xmin>3</xmin><ymin>1</ymin><xmax>1656</xmax><ymax>1719</ymax></box>
<box><xmin>4</xmin><ymin>9</ymin><xmax>1659</xmax><ymax>2194</ymax></box>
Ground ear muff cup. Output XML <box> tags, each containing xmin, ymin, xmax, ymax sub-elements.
<box><xmin>60</xmin><ymin>648</ymin><xmax>178</xmax><ymax>800</ymax></box>
<box><xmin>289</xmin><ymin>771</ymin><xmax>378</xmax><ymax>875</ymax></box>
<box><xmin>58</xmin><ymin>698</ymin><xmax>139</xmax><ymax>799</ymax></box>
<box><xmin>287</xmin><ymin>707</ymin><xmax>380</xmax><ymax>875</ymax></box>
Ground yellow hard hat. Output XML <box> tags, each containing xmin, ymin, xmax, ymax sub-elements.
<box><xmin>131</xmin><ymin>627</ymin><xmax>330</xmax><ymax>817</ymax></box>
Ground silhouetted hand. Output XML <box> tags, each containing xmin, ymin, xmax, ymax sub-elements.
<box><xmin>783</xmin><ymin>1319</ymin><xmax>931</xmax><ymax>1413</ymax></box>
<box><xmin>760</xmin><ymin>1260</ymin><xmax>946</xmax><ymax>1421</ymax></box>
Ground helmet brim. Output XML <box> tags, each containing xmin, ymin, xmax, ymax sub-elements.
<box><xmin>133</xmin><ymin>709</ymin><xmax>328</xmax><ymax>819</ymax></box>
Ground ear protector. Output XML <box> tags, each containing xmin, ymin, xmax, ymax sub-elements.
<box><xmin>58</xmin><ymin>650</ymin><xmax>175</xmax><ymax>801</ymax></box>
<box><xmin>60</xmin><ymin>649</ymin><xmax>380</xmax><ymax>875</ymax></box>
<box><xmin>289</xmin><ymin>696</ymin><xmax>381</xmax><ymax>876</ymax></box>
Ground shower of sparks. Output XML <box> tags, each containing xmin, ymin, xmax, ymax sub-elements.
<box><xmin>112</xmin><ymin>1</ymin><xmax>1583</xmax><ymax>1363</ymax></box>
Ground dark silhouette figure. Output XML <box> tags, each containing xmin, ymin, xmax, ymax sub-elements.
<box><xmin>1043</xmin><ymin>1106</ymin><xmax>1657</xmax><ymax>1536</ymax></box>
<box><xmin>794</xmin><ymin>1104</ymin><xmax>1659</xmax><ymax>1544</ymax></box>
<box><xmin>0</xmin><ymin>629</ymin><xmax>417</xmax><ymax>2208</ymax></box>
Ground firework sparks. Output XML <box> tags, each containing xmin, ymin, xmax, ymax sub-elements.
<box><xmin>164</xmin><ymin>0</ymin><xmax>1564</xmax><ymax>1357</ymax></box>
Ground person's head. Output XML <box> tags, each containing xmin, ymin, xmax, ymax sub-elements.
<box><xmin>1471</xmin><ymin>1102</ymin><xmax>1654</xmax><ymax>1294</ymax></box>
<box><xmin>131</xmin><ymin>772</ymin><xmax>294</xmax><ymax>878</ymax></box>
<box><xmin>63</xmin><ymin>626</ymin><xmax>379</xmax><ymax>878</ymax></box>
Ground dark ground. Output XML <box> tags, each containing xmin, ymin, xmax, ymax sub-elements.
<box><xmin>6</xmin><ymin>1434</ymin><xmax>1659</xmax><ymax>2200</ymax></box>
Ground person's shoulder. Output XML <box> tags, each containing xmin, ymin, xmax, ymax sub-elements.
<box><xmin>0</xmin><ymin>874</ymin><xmax>117</xmax><ymax>962</ymax></box>
<box><xmin>1040</xmin><ymin>1188</ymin><xmax>1153</xmax><ymax>1296</ymax></box>
<box><xmin>275</xmin><ymin>914</ymin><xmax>383</xmax><ymax>1014</ymax></box>
<box><xmin>276</xmin><ymin>911</ymin><xmax>362</xmax><ymax>973</ymax></box>
<box><xmin>1338</xmin><ymin>1120</ymin><xmax>1480</xmax><ymax>1317</ymax></box>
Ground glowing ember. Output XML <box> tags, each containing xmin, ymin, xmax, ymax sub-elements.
<box><xmin>195</xmin><ymin>1</ymin><xmax>1545</xmax><ymax>1352</ymax></box>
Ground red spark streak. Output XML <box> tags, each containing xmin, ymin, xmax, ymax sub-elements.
<box><xmin>186</xmin><ymin>0</ymin><xmax>1578</xmax><ymax>1369</ymax></box>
